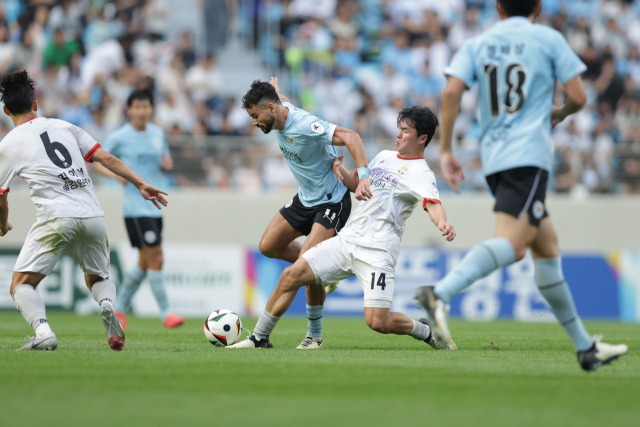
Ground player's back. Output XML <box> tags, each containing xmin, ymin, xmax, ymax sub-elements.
<box><xmin>445</xmin><ymin>17</ymin><xmax>586</xmax><ymax>176</ymax></box>
<box><xmin>0</xmin><ymin>117</ymin><xmax>104</xmax><ymax>220</ymax></box>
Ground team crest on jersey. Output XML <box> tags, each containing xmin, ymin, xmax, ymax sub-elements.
<box><xmin>310</xmin><ymin>122</ymin><xmax>325</xmax><ymax>134</ymax></box>
<box><xmin>153</xmin><ymin>138</ymin><xmax>161</xmax><ymax>149</ymax></box>
<box><xmin>398</xmin><ymin>167</ymin><xmax>408</xmax><ymax>175</ymax></box>
<box><xmin>288</xmin><ymin>137</ymin><xmax>296</xmax><ymax>146</ymax></box>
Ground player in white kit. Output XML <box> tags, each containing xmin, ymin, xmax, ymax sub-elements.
<box><xmin>0</xmin><ymin>70</ymin><xmax>168</xmax><ymax>351</ymax></box>
<box><xmin>228</xmin><ymin>107</ymin><xmax>457</xmax><ymax>349</ymax></box>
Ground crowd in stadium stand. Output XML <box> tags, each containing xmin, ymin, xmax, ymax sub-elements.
<box><xmin>0</xmin><ymin>0</ymin><xmax>639</xmax><ymax>194</ymax></box>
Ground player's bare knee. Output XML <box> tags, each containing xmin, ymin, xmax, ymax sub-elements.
<box><xmin>258</xmin><ymin>238</ymin><xmax>278</xmax><ymax>259</ymax></box>
<box><xmin>368</xmin><ymin>317</ymin><xmax>390</xmax><ymax>334</ymax></box>
<box><xmin>513</xmin><ymin>245</ymin><xmax>528</xmax><ymax>261</ymax></box>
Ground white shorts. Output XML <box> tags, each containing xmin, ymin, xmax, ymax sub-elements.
<box><xmin>15</xmin><ymin>217</ymin><xmax>110</xmax><ymax>278</ymax></box>
<box><xmin>302</xmin><ymin>234</ymin><xmax>395</xmax><ymax>308</ymax></box>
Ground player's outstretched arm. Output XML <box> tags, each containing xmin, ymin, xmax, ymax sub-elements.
<box><xmin>270</xmin><ymin>77</ymin><xmax>292</xmax><ymax>105</ymax></box>
<box><xmin>425</xmin><ymin>201</ymin><xmax>455</xmax><ymax>242</ymax></box>
<box><xmin>0</xmin><ymin>193</ymin><xmax>12</xmax><ymax>237</ymax></box>
<box><xmin>552</xmin><ymin>75</ymin><xmax>587</xmax><ymax>127</ymax></box>
<box><xmin>332</xmin><ymin>156</ymin><xmax>358</xmax><ymax>193</ymax></box>
<box><xmin>91</xmin><ymin>148</ymin><xmax>168</xmax><ymax>209</ymax></box>
<box><xmin>332</xmin><ymin>127</ymin><xmax>372</xmax><ymax>201</ymax></box>
<box><xmin>440</xmin><ymin>76</ymin><xmax>467</xmax><ymax>193</ymax></box>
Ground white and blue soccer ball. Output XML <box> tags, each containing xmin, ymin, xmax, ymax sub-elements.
<box><xmin>204</xmin><ymin>309</ymin><xmax>243</xmax><ymax>347</ymax></box>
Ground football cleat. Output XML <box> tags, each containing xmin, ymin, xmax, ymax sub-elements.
<box><xmin>324</xmin><ymin>282</ymin><xmax>339</xmax><ymax>294</ymax></box>
<box><xmin>101</xmin><ymin>301</ymin><xmax>125</xmax><ymax>351</ymax></box>
<box><xmin>419</xmin><ymin>319</ymin><xmax>457</xmax><ymax>350</ymax></box>
<box><xmin>226</xmin><ymin>335</ymin><xmax>273</xmax><ymax>349</ymax></box>
<box><xmin>414</xmin><ymin>286</ymin><xmax>451</xmax><ymax>343</ymax></box>
<box><xmin>163</xmin><ymin>313</ymin><xmax>185</xmax><ymax>329</ymax></box>
<box><xmin>297</xmin><ymin>336</ymin><xmax>323</xmax><ymax>349</ymax></box>
<box><xmin>115</xmin><ymin>310</ymin><xmax>129</xmax><ymax>330</ymax></box>
<box><xmin>16</xmin><ymin>332</ymin><xmax>58</xmax><ymax>351</ymax></box>
<box><xmin>577</xmin><ymin>335</ymin><xmax>628</xmax><ymax>372</ymax></box>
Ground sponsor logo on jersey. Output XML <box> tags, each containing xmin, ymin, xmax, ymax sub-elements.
<box><xmin>398</xmin><ymin>167</ymin><xmax>408</xmax><ymax>175</ymax></box>
<box><xmin>279</xmin><ymin>146</ymin><xmax>303</xmax><ymax>164</ymax></box>
<box><xmin>310</xmin><ymin>122</ymin><xmax>325</xmax><ymax>134</ymax></box>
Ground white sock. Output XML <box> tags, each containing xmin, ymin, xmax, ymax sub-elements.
<box><xmin>12</xmin><ymin>284</ymin><xmax>51</xmax><ymax>337</ymax></box>
<box><xmin>409</xmin><ymin>319</ymin><xmax>430</xmax><ymax>341</ymax></box>
<box><xmin>91</xmin><ymin>279</ymin><xmax>117</xmax><ymax>308</ymax></box>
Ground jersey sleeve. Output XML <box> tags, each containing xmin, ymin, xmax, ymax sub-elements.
<box><xmin>550</xmin><ymin>31</ymin><xmax>587</xmax><ymax>84</ymax></box>
<box><xmin>71</xmin><ymin>125</ymin><xmax>101</xmax><ymax>163</ymax></box>
<box><xmin>297</xmin><ymin>113</ymin><xmax>337</xmax><ymax>145</ymax></box>
<box><xmin>0</xmin><ymin>152</ymin><xmax>15</xmax><ymax>194</ymax></box>
<box><xmin>444</xmin><ymin>40</ymin><xmax>476</xmax><ymax>89</ymax></box>
<box><xmin>409</xmin><ymin>170</ymin><xmax>441</xmax><ymax>212</ymax></box>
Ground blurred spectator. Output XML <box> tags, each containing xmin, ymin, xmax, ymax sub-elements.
<box><xmin>184</xmin><ymin>54</ymin><xmax>224</xmax><ymax>105</ymax></box>
<box><xmin>47</xmin><ymin>0</ymin><xmax>83</xmax><ymax>42</ymax></box>
<box><xmin>0</xmin><ymin>22</ymin><xmax>16</xmax><ymax>75</ymax></box>
<box><xmin>43</xmin><ymin>28</ymin><xmax>80</xmax><ymax>67</ymax></box>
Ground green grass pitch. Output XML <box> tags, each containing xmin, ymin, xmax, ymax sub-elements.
<box><xmin>1</xmin><ymin>313</ymin><xmax>638</xmax><ymax>427</ymax></box>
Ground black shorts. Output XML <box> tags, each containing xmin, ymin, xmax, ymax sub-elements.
<box><xmin>486</xmin><ymin>167</ymin><xmax>549</xmax><ymax>227</ymax></box>
<box><xmin>124</xmin><ymin>217</ymin><xmax>163</xmax><ymax>249</ymax></box>
<box><xmin>279</xmin><ymin>191</ymin><xmax>352</xmax><ymax>236</ymax></box>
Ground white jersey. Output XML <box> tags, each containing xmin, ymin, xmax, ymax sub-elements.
<box><xmin>0</xmin><ymin>117</ymin><xmax>104</xmax><ymax>221</ymax></box>
<box><xmin>340</xmin><ymin>150</ymin><xmax>441</xmax><ymax>260</ymax></box>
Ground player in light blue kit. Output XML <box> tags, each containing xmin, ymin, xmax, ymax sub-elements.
<box><xmin>415</xmin><ymin>0</ymin><xmax>628</xmax><ymax>371</ymax></box>
<box><xmin>240</xmin><ymin>78</ymin><xmax>371</xmax><ymax>349</ymax></box>
<box><xmin>96</xmin><ymin>89</ymin><xmax>184</xmax><ymax>329</ymax></box>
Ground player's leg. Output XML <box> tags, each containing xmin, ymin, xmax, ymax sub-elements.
<box><xmin>227</xmin><ymin>258</ymin><xmax>317</xmax><ymax>348</ymax></box>
<box><xmin>416</xmin><ymin>168</ymin><xmax>543</xmax><ymax>341</ymax></box>
<box><xmin>66</xmin><ymin>217</ymin><xmax>125</xmax><ymax>351</ymax></box>
<box><xmin>258</xmin><ymin>211</ymin><xmax>304</xmax><ymax>263</ymax></box>
<box><xmin>10</xmin><ymin>272</ymin><xmax>57</xmax><ymax>351</ymax></box>
<box><xmin>530</xmin><ymin>218</ymin><xmax>628</xmax><ymax>370</ymax></box>
<box><xmin>115</xmin><ymin>218</ymin><xmax>149</xmax><ymax>328</ymax></box>
<box><xmin>10</xmin><ymin>219</ymin><xmax>72</xmax><ymax>351</ymax></box>
<box><xmin>296</xmin><ymin>223</ymin><xmax>335</xmax><ymax>348</ymax></box>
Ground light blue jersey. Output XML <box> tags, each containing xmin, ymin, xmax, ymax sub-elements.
<box><xmin>445</xmin><ymin>17</ymin><xmax>586</xmax><ymax>176</ymax></box>
<box><xmin>103</xmin><ymin>123</ymin><xmax>169</xmax><ymax>218</ymax></box>
<box><xmin>276</xmin><ymin>102</ymin><xmax>347</xmax><ymax>207</ymax></box>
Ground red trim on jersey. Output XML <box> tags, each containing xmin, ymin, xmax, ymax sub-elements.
<box><xmin>84</xmin><ymin>143</ymin><xmax>101</xmax><ymax>163</ymax></box>
<box><xmin>17</xmin><ymin>117</ymin><xmax>38</xmax><ymax>126</ymax></box>
<box><xmin>0</xmin><ymin>188</ymin><xmax>9</xmax><ymax>195</ymax></box>
<box><xmin>397</xmin><ymin>154</ymin><xmax>424</xmax><ymax>160</ymax></box>
<box><xmin>422</xmin><ymin>198</ymin><xmax>441</xmax><ymax>212</ymax></box>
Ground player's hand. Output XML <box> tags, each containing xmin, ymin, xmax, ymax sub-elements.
<box><xmin>441</xmin><ymin>151</ymin><xmax>465</xmax><ymax>193</ymax></box>
<box><xmin>270</xmin><ymin>76</ymin><xmax>280</xmax><ymax>93</ymax></box>
<box><xmin>332</xmin><ymin>156</ymin><xmax>344</xmax><ymax>182</ymax></box>
<box><xmin>161</xmin><ymin>155</ymin><xmax>174</xmax><ymax>171</ymax></box>
<box><xmin>551</xmin><ymin>106</ymin><xmax>566</xmax><ymax>128</ymax></box>
<box><xmin>438</xmin><ymin>221</ymin><xmax>456</xmax><ymax>242</ymax></box>
<box><xmin>138</xmin><ymin>183</ymin><xmax>169</xmax><ymax>209</ymax></box>
<box><xmin>0</xmin><ymin>222</ymin><xmax>12</xmax><ymax>237</ymax></box>
<box><xmin>355</xmin><ymin>177</ymin><xmax>372</xmax><ymax>201</ymax></box>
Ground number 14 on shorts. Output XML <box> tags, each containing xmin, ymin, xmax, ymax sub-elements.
<box><xmin>371</xmin><ymin>273</ymin><xmax>387</xmax><ymax>291</ymax></box>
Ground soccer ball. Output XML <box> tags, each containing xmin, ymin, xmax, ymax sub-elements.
<box><xmin>204</xmin><ymin>309</ymin><xmax>243</xmax><ymax>346</ymax></box>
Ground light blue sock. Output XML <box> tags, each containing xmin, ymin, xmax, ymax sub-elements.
<box><xmin>115</xmin><ymin>266</ymin><xmax>146</xmax><ymax>313</ymax></box>
<box><xmin>534</xmin><ymin>257</ymin><xmax>593</xmax><ymax>352</ymax></box>
<box><xmin>435</xmin><ymin>237</ymin><xmax>516</xmax><ymax>303</ymax></box>
<box><xmin>306</xmin><ymin>305</ymin><xmax>323</xmax><ymax>340</ymax></box>
<box><xmin>147</xmin><ymin>270</ymin><xmax>170</xmax><ymax>321</ymax></box>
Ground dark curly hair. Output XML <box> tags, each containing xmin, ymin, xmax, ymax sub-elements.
<box><xmin>0</xmin><ymin>70</ymin><xmax>36</xmax><ymax>115</ymax></box>
<box><xmin>498</xmin><ymin>0</ymin><xmax>540</xmax><ymax>17</ymax></box>
<box><xmin>242</xmin><ymin>80</ymin><xmax>281</xmax><ymax>110</ymax></box>
<box><xmin>397</xmin><ymin>106</ymin><xmax>439</xmax><ymax>145</ymax></box>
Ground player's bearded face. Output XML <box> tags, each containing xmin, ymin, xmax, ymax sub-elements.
<box><xmin>256</xmin><ymin>111</ymin><xmax>276</xmax><ymax>134</ymax></box>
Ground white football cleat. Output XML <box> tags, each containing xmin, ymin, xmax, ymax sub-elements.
<box><xmin>324</xmin><ymin>282</ymin><xmax>338</xmax><ymax>294</ymax></box>
<box><xmin>577</xmin><ymin>335</ymin><xmax>628</xmax><ymax>371</ymax></box>
<box><xmin>16</xmin><ymin>332</ymin><xmax>58</xmax><ymax>351</ymax></box>
<box><xmin>415</xmin><ymin>286</ymin><xmax>452</xmax><ymax>343</ymax></box>
<box><xmin>100</xmin><ymin>301</ymin><xmax>125</xmax><ymax>351</ymax></box>
<box><xmin>297</xmin><ymin>336</ymin><xmax>323</xmax><ymax>349</ymax></box>
<box><xmin>419</xmin><ymin>319</ymin><xmax>457</xmax><ymax>350</ymax></box>
<box><xmin>226</xmin><ymin>335</ymin><xmax>273</xmax><ymax>349</ymax></box>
